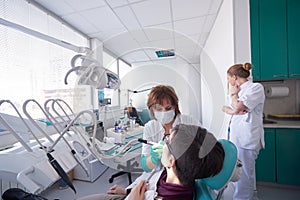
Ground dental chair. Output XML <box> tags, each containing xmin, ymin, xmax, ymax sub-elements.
<box><xmin>195</xmin><ymin>139</ymin><xmax>241</xmax><ymax>200</ymax></box>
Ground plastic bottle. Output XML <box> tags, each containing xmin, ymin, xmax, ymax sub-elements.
<box><xmin>114</xmin><ymin>121</ymin><xmax>119</xmax><ymax>132</ymax></box>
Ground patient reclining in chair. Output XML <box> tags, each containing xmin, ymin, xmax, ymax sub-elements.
<box><xmin>77</xmin><ymin>124</ymin><xmax>238</xmax><ymax>200</ymax></box>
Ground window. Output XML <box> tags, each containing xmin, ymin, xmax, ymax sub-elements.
<box><xmin>0</xmin><ymin>0</ymin><xmax>88</xmax><ymax>119</ymax></box>
<box><xmin>119</xmin><ymin>59</ymin><xmax>132</xmax><ymax>79</ymax></box>
<box><xmin>103</xmin><ymin>51</ymin><xmax>118</xmax><ymax>74</ymax></box>
<box><xmin>102</xmin><ymin>51</ymin><xmax>132</xmax><ymax>107</ymax></box>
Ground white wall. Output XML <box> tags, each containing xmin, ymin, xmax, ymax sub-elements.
<box><xmin>200</xmin><ymin>0</ymin><xmax>251</xmax><ymax>138</ymax></box>
<box><xmin>233</xmin><ymin>0</ymin><xmax>251</xmax><ymax>63</ymax></box>
<box><xmin>201</xmin><ymin>0</ymin><xmax>234</xmax><ymax>138</ymax></box>
<box><xmin>119</xmin><ymin>61</ymin><xmax>202</xmax><ymax>121</ymax></box>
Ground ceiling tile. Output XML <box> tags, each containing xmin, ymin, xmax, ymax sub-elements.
<box><xmin>175</xmin><ymin>36</ymin><xmax>198</xmax><ymax>47</ymax></box>
<box><xmin>89</xmin><ymin>31</ymin><xmax>105</xmax><ymax>39</ymax></box>
<box><xmin>128</xmin><ymin>0</ymin><xmax>147</xmax><ymax>3</ymax></box>
<box><xmin>174</xmin><ymin>17</ymin><xmax>206</xmax><ymax>36</ymax></box>
<box><xmin>129</xmin><ymin>29</ymin><xmax>149</xmax><ymax>43</ymax></box>
<box><xmin>113</xmin><ymin>6</ymin><xmax>141</xmax><ymax>30</ymax></box>
<box><xmin>131</xmin><ymin>0</ymin><xmax>171</xmax><ymax>27</ymax></box>
<box><xmin>137</xmin><ymin>41</ymin><xmax>156</xmax><ymax>51</ymax></box>
<box><xmin>63</xmin><ymin>0</ymin><xmax>106</xmax><ymax>13</ymax></box>
<box><xmin>122</xmin><ymin>50</ymin><xmax>150</xmax><ymax>62</ymax></box>
<box><xmin>79</xmin><ymin>6</ymin><xmax>124</xmax><ymax>31</ymax></box>
<box><xmin>90</xmin><ymin>28</ymin><xmax>129</xmax><ymax>42</ymax></box>
<box><xmin>34</xmin><ymin>0</ymin><xmax>75</xmax><ymax>15</ymax></box>
<box><xmin>174</xmin><ymin>35</ymin><xmax>200</xmax><ymax>56</ymax></box>
<box><xmin>101</xmin><ymin>28</ymin><xmax>128</xmax><ymax>41</ymax></box>
<box><xmin>184</xmin><ymin>33</ymin><xmax>201</xmax><ymax>44</ymax></box>
<box><xmin>104</xmin><ymin>33</ymin><xmax>140</xmax><ymax>56</ymax></box>
<box><xmin>149</xmin><ymin>38</ymin><xmax>175</xmax><ymax>50</ymax></box>
<box><xmin>105</xmin><ymin>0</ymin><xmax>129</xmax><ymax>8</ymax></box>
<box><xmin>143</xmin><ymin>27</ymin><xmax>173</xmax><ymax>42</ymax></box>
<box><xmin>62</xmin><ymin>13</ymin><xmax>99</xmax><ymax>34</ymax></box>
<box><xmin>146</xmin><ymin>22</ymin><xmax>173</xmax><ymax>30</ymax></box>
<box><xmin>172</xmin><ymin>0</ymin><xmax>211</xmax><ymax>20</ymax></box>
<box><xmin>143</xmin><ymin>49</ymin><xmax>158</xmax><ymax>59</ymax></box>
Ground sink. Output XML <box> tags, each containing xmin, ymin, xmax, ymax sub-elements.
<box><xmin>263</xmin><ymin>119</ymin><xmax>277</xmax><ymax>124</ymax></box>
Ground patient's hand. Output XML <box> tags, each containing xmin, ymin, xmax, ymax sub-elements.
<box><xmin>127</xmin><ymin>180</ymin><xmax>146</xmax><ymax>200</ymax></box>
<box><xmin>107</xmin><ymin>185</ymin><xmax>126</xmax><ymax>195</ymax></box>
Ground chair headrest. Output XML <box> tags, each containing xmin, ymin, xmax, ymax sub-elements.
<box><xmin>197</xmin><ymin>139</ymin><xmax>238</xmax><ymax>190</ymax></box>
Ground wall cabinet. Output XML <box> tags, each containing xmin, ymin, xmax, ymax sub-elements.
<box><xmin>249</xmin><ymin>0</ymin><xmax>261</xmax><ymax>80</ymax></box>
<box><xmin>276</xmin><ymin>129</ymin><xmax>300</xmax><ymax>186</ymax></box>
<box><xmin>256</xmin><ymin>128</ymin><xmax>300</xmax><ymax>186</ymax></box>
<box><xmin>256</xmin><ymin>128</ymin><xmax>276</xmax><ymax>182</ymax></box>
<box><xmin>250</xmin><ymin>0</ymin><xmax>300</xmax><ymax>80</ymax></box>
<box><xmin>287</xmin><ymin>0</ymin><xmax>300</xmax><ymax>78</ymax></box>
<box><xmin>259</xmin><ymin>0</ymin><xmax>288</xmax><ymax>80</ymax></box>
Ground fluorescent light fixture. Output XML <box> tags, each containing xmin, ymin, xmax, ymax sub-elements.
<box><xmin>155</xmin><ymin>49</ymin><xmax>175</xmax><ymax>58</ymax></box>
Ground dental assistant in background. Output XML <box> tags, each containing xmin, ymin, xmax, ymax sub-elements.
<box><xmin>222</xmin><ymin>62</ymin><xmax>265</xmax><ymax>200</ymax></box>
<box><xmin>141</xmin><ymin>85</ymin><xmax>201</xmax><ymax>172</ymax></box>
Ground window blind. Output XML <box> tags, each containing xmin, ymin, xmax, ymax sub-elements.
<box><xmin>0</xmin><ymin>0</ymin><xmax>89</xmax><ymax>119</ymax></box>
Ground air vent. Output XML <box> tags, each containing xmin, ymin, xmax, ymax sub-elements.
<box><xmin>155</xmin><ymin>49</ymin><xmax>175</xmax><ymax>58</ymax></box>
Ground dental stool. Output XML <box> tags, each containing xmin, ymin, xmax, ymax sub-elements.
<box><xmin>195</xmin><ymin>139</ymin><xmax>242</xmax><ymax>200</ymax></box>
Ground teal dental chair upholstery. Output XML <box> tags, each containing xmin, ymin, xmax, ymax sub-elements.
<box><xmin>195</xmin><ymin>139</ymin><xmax>240</xmax><ymax>200</ymax></box>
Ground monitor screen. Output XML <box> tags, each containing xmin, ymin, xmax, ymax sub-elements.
<box><xmin>98</xmin><ymin>90</ymin><xmax>111</xmax><ymax>106</ymax></box>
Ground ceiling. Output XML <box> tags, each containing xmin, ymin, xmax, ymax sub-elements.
<box><xmin>32</xmin><ymin>0</ymin><xmax>223</xmax><ymax>65</ymax></box>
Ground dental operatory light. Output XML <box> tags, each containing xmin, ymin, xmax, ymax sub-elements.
<box><xmin>155</xmin><ymin>49</ymin><xmax>175</xmax><ymax>58</ymax></box>
<box><xmin>64</xmin><ymin>54</ymin><xmax>121</xmax><ymax>90</ymax></box>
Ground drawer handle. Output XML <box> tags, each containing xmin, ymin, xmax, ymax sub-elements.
<box><xmin>273</xmin><ymin>74</ymin><xmax>287</xmax><ymax>78</ymax></box>
<box><xmin>290</xmin><ymin>74</ymin><xmax>300</xmax><ymax>77</ymax></box>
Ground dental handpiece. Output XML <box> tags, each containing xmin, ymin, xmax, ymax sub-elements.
<box><xmin>138</xmin><ymin>138</ymin><xmax>157</xmax><ymax>146</ymax></box>
<box><xmin>146</xmin><ymin>168</ymin><xmax>156</xmax><ymax>184</ymax></box>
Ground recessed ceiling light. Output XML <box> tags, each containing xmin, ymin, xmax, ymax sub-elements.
<box><xmin>155</xmin><ymin>49</ymin><xmax>175</xmax><ymax>58</ymax></box>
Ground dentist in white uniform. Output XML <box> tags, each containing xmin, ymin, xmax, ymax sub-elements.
<box><xmin>140</xmin><ymin>85</ymin><xmax>201</xmax><ymax>172</ymax></box>
<box><xmin>222</xmin><ymin>63</ymin><xmax>265</xmax><ymax>200</ymax></box>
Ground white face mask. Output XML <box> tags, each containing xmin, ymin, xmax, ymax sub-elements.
<box><xmin>154</xmin><ymin>109</ymin><xmax>175</xmax><ymax>124</ymax></box>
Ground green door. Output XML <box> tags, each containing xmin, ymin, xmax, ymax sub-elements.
<box><xmin>276</xmin><ymin>129</ymin><xmax>300</xmax><ymax>186</ymax></box>
<box><xmin>256</xmin><ymin>128</ymin><xmax>276</xmax><ymax>182</ymax></box>
<box><xmin>250</xmin><ymin>0</ymin><xmax>261</xmax><ymax>81</ymax></box>
<box><xmin>260</xmin><ymin>0</ymin><xmax>288</xmax><ymax>80</ymax></box>
<box><xmin>287</xmin><ymin>0</ymin><xmax>300</xmax><ymax>78</ymax></box>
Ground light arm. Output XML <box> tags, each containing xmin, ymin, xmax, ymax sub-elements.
<box><xmin>230</xmin><ymin>93</ymin><xmax>248</xmax><ymax>113</ymax></box>
<box><xmin>222</xmin><ymin>93</ymin><xmax>247</xmax><ymax>115</ymax></box>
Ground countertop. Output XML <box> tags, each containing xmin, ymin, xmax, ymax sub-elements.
<box><xmin>263</xmin><ymin>119</ymin><xmax>300</xmax><ymax>129</ymax></box>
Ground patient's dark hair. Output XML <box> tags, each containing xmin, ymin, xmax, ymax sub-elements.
<box><xmin>174</xmin><ymin>126</ymin><xmax>225</xmax><ymax>186</ymax></box>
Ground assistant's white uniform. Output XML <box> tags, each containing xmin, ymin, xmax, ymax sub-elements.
<box><xmin>141</xmin><ymin>114</ymin><xmax>201</xmax><ymax>157</ymax></box>
<box><xmin>227</xmin><ymin>80</ymin><xmax>265</xmax><ymax>200</ymax></box>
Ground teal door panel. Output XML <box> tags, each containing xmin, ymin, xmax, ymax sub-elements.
<box><xmin>260</xmin><ymin>0</ymin><xmax>288</xmax><ymax>80</ymax></box>
<box><xmin>250</xmin><ymin>0</ymin><xmax>261</xmax><ymax>81</ymax></box>
<box><xmin>276</xmin><ymin>129</ymin><xmax>300</xmax><ymax>186</ymax></box>
<box><xmin>256</xmin><ymin>128</ymin><xmax>276</xmax><ymax>182</ymax></box>
<box><xmin>287</xmin><ymin>0</ymin><xmax>300</xmax><ymax>78</ymax></box>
